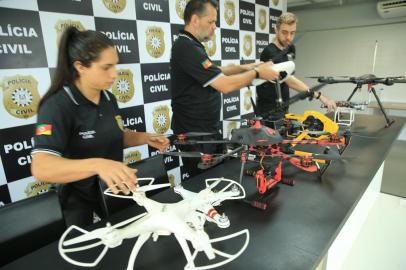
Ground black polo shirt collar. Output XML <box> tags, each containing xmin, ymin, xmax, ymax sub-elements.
<box><xmin>63</xmin><ymin>84</ymin><xmax>111</xmax><ymax>106</ymax></box>
<box><xmin>178</xmin><ymin>30</ymin><xmax>205</xmax><ymax>49</ymax></box>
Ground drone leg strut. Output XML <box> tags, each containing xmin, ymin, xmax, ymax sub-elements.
<box><xmin>370</xmin><ymin>87</ymin><xmax>395</xmax><ymax>127</ymax></box>
<box><xmin>346</xmin><ymin>85</ymin><xmax>360</xmax><ymax>102</ymax></box>
<box><xmin>127</xmin><ymin>233</ymin><xmax>151</xmax><ymax>270</ymax></box>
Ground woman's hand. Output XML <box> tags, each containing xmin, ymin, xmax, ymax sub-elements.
<box><xmin>146</xmin><ymin>134</ymin><xmax>170</xmax><ymax>152</ymax></box>
<box><xmin>94</xmin><ymin>158</ymin><xmax>138</xmax><ymax>195</ymax></box>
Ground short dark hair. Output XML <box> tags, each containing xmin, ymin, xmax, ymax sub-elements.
<box><xmin>184</xmin><ymin>0</ymin><xmax>218</xmax><ymax>25</ymax></box>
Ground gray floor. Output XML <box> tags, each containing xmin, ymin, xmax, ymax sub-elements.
<box><xmin>339</xmin><ymin>140</ymin><xmax>406</xmax><ymax>270</ymax></box>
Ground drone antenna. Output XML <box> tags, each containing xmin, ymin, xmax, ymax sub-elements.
<box><xmin>369</xmin><ymin>40</ymin><xmax>379</xmax><ymax>103</ymax></box>
<box><xmin>372</xmin><ymin>40</ymin><xmax>378</xmax><ymax>74</ymax></box>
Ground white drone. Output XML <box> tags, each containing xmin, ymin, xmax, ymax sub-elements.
<box><xmin>251</xmin><ymin>60</ymin><xmax>295</xmax><ymax>86</ymax></box>
<box><xmin>58</xmin><ymin>177</ymin><xmax>249</xmax><ymax>270</ymax></box>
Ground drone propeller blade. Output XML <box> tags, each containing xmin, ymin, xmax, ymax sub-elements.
<box><xmin>299</xmin><ymin>130</ymin><xmax>331</xmax><ymax>136</ymax></box>
<box><xmin>311</xmin><ymin>153</ymin><xmax>342</xmax><ymax>160</ymax></box>
<box><xmin>162</xmin><ymin>151</ymin><xmax>203</xmax><ymax>158</ymax></box>
<box><xmin>150</xmin><ymin>132</ymin><xmax>216</xmax><ymax>138</ymax></box>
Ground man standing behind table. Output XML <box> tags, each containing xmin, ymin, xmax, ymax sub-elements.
<box><xmin>257</xmin><ymin>12</ymin><xmax>336</xmax><ymax>120</ymax></box>
<box><xmin>170</xmin><ymin>0</ymin><xmax>280</xmax><ymax>173</ymax></box>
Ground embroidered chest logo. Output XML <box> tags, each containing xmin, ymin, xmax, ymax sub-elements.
<box><xmin>78</xmin><ymin>130</ymin><xmax>96</xmax><ymax>139</ymax></box>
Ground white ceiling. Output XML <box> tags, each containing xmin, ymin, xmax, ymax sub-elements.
<box><xmin>287</xmin><ymin>0</ymin><xmax>376</xmax><ymax>11</ymax></box>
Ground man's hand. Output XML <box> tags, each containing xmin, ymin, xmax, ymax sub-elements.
<box><xmin>147</xmin><ymin>134</ymin><xmax>170</xmax><ymax>152</ymax></box>
<box><xmin>320</xmin><ymin>95</ymin><xmax>337</xmax><ymax>112</ymax></box>
<box><xmin>95</xmin><ymin>159</ymin><xmax>138</xmax><ymax>195</ymax></box>
<box><xmin>241</xmin><ymin>61</ymin><xmax>263</xmax><ymax>71</ymax></box>
<box><xmin>257</xmin><ymin>61</ymin><xmax>279</xmax><ymax>81</ymax></box>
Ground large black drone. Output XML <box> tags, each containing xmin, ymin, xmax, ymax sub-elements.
<box><xmin>310</xmin><ymin>75</ymin><xmax>406</xmax><ymax>127</ymax></box>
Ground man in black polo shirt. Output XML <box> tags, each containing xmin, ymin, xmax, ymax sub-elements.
<box><xmin>171</xmin><ymin>0</ymin><xmax>279</xmax><ymax>170</ymax></box>
<box><xmin>257</xmin><ymin>12</ymin><xmax>336</xmax><ymax>120</ymax></box>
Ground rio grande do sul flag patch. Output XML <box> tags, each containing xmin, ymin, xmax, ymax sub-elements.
<box><xmin>36</xmin><ymin>124</ymin><xmax>52</xmax><ymax>135</ymax></box>
<box><xmin>201</xmin><ymin>59</ymin><xmax>212</xmax><ymax>70</ymax></box>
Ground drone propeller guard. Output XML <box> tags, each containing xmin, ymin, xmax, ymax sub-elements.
<box><xmin>58</xmin><ymin>177</ymin><xmax>249</xmax><ymax>270</ymax></box>
<box><xmin>184</xmin><ymin>229</ymin><xmax>250</xmax><ymax>270</ymax></box>
<box><xmin>58</xmin><ymin>212</ymin><xmax>148</xmax><ymax>267</ymax></box>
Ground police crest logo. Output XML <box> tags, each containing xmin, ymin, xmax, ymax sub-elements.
<box><xmin>145</xmin><ymin>26</ymin><xmax>165</xmax><ymax>58</ymax></box>
<box><xmin>24</xmin><ymin>181</ymin><xmax>50</xmax><ymax>197</ymax></box>
<box><xmin>124</xmin><ymin>150</ymin><xmax>142</xmax><ymax>165</ymax></box>
<box><xmin>244</xmin><ymin>88</ymin><xmax>252</xmax><ymax>111</ymax></box>
<box><xmin>176</xmin><ymin>0</ymin><xmax>189</xmax><ymax>20</ymax></box>
<box><xmin>224</xmin><ymin>1</ymin><xmax>236</xmax><ymax>26</ymax></box>
<box><xmin>259</xmin><ymin>8</ymin><xmax>267</xmax><ymax>30</ymax></box>
<box><xmin>152</xmin><ymin>105</ymin><xmax>170</xmax><ymax>134</ymax></box>
<box><xmin>168</xmin><ymin>174</ymin><xmax>175</xmax><ymax>187</ymax></box>
<box><xmin>272</xmin><ymin>0</ymin><xmax>280</xmax><ymax>6</ymax></box>
<box><xmin>55</xmin><ymin>19</ymin><xmax>85</xmax><ymax>46</ymax></box>
<box><xmin>115</xmin><ymin>115</ymin><xmax>125</xmax><ymax>131</ymax></box>
<box><xmin>227</xmin><ymin>121</ymin><xmax>237</xmax><ymax>139</ymax></box>
<box><xmin>112</xmin><ymin>69</ymin><xmax>134</xmax><ymax>103</ymax></box>
<box><xmin>203</xmin><ymin>32</ymin><xmax>216</xmax><ymax>57</ymax></box>
<box><xmin>102</xmin><ymin>0</ymin><xmax>126</xmax><ymax>13</ymax></box>
<box><xmin>243</xmin><ymin>34</ymin><xmax>252</xmax><ymax>57</ymax></box>
<box><xmin>2</xmin><ymin>75</ymin><xmax>40</xmax><ymax>119</ymax></box>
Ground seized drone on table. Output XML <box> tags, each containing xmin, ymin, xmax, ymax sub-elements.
<box><xmin>167</xmin><ymin>116</ymin><xmax>348</xmax><ymax>210</ymax></box>
<box><xmin>59</xmin><ymin>177</ymin><xmax>248</xmax><ymax>270</ymax></box>
<box><xmin>309</xmin><ymin>74</ymin><xmax>406</xmax><ymax>127</ymax></box>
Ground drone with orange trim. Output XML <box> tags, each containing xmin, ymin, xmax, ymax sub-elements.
<box><xmin>165</xmin><ymin>118</ymin><xmax>349</xmax><ymax>209</ymax></box>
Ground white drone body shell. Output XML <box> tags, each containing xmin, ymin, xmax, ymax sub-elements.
<box><xmin>251</xmin><ymin>60</ymin><xmax>295</xmax><ymax>86</ymax></box>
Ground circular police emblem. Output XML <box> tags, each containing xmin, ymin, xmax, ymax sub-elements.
<box><xmin>244</xmin><ymin>88</ymin><xmax>253</xmax><ymax>111</ymax></box>
<box><xmin>24</xmin><ymin>181</ymin><xmax>50</xmax><ymax>197</ymax></box>
<box><xmin>115</xmin><ymin>115</ymin><xmax>124</xmax><ymax>131</ymax></box>
<box><xmin>55</xmin><ymin>19</ymin><xmax>85</xmax><ymax>46</ymax></box>
<box><xmin>259</xmin><ymin>9</ymin><xmax>267</xmax><ymax>30</ymax></box>
<box><xmin>102</xmin><ymin>0</ymin><xmax>126</xmax><ymax>13</ymax></box>
<box><xmin>203</xmin><ymin>32</ymin><xmax>217</xmax><ymax>57</ymax></box>
<box><xmin>152</xmin><ymin>105</ymin><xmax>170</xmax><ymax>134</ymax></box>
<box><xmin>176</xmin><ymin>0</ymin><xmax>190</xmax><ymax>20</ymax></box>
<box><xmin>124</xmin><ymin>150</ymin><xmax>142</xmax><ymax>165</ymax></box>
<box><xmin>2</xmin><ymin>75</ymin><xmax>40</xmax><ymax>119</ymax></box>
<box><xmin>243</xmin><ymin>34</ymin><xmax>252</xmax><ymax>57</ymax></box>
<box><xmin>227</xmin><ymin>121</ymin><xmax>237</xmax><ymax>140</ymax></box>
<box><xmin>168</xmin><ymin>174</ymin><xmax>175</xmax><ymax>187</ymax></box>
<box><xmin>272</xmin><ymin>0</ymin><xmax>280</xmax><ymax>6</ymax></box>
<box><xmin>224</xmin><ymin>1</ymin><xmax>236</xmax><ymax>26</ymax></box>
<box><xmin>112</xmin><ymin>69</ymin><xmax>134</xmax><ymax>103</ymax></box>
<box><xmin>146</xmin><ymin>26</ymin><xmax>165</xmax><ymax>58</ymax></box>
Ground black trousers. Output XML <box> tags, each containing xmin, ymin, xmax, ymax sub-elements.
<box><xmin>58</xmin><ymin>184</ymin><xmax>105</xmax><ymax>228</ymax></box>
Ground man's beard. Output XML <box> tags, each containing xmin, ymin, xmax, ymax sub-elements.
<box><xmin>277</xmin><ymin>36</ymin><xmax>289</xmax><ymax>48</ymax></box>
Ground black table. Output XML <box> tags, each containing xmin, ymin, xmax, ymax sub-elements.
<box><xmin>2</xmin><ymin>115</ymin><xmax>405</xmax><ymax>270</ymax></box>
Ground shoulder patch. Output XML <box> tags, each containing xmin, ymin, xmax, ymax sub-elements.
<box><xmin>201</xmin><ymin>59</ymin><xmax>212</xmax><ymax>70</ymax></box>
<box><xmin>36</xmin><ymin>124</ymin><xmax>52</xmax><ymax>135</ymax></box>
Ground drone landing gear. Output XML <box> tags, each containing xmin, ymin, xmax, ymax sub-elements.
<box><xmin>243</xmin><ymin>165</ymin><xmax>294</xmax><ymax>210</ymax></box>
<box><xmin>243</xmin><ymin>178</ymin><xmax>294</xmax><ymax>210</ymax></box>
<box><xmin>347</xmin><ymin>84</ymin><xmax>395</xmax><ymax>128</ymax></box>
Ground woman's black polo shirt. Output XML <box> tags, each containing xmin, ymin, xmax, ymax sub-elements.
<box><xmin>170</xmin><ymin>30</ymin><xmax>222</xmax><ymax>134</ymax></box>
<box><xmin>32</xmin><ymin>84</ymin><xmax>124</xmax><ymax>201</ymax></box>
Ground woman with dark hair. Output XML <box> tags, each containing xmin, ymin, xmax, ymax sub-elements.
<box><xmin>31</xmin><ymin>27</ymin><xmax>169</xmax><ymax>227</ymax></box>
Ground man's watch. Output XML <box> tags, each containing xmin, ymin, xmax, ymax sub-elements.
<box><xmin>253</xmin><ymin>67</ymin><xmax>260</xmax><ymax>78</ymax></box>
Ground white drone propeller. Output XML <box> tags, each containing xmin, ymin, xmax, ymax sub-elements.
<box><xmin>251</xmin><ymin>60</ymin><xmax>295</xmax><ymax>86</ymax></box>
